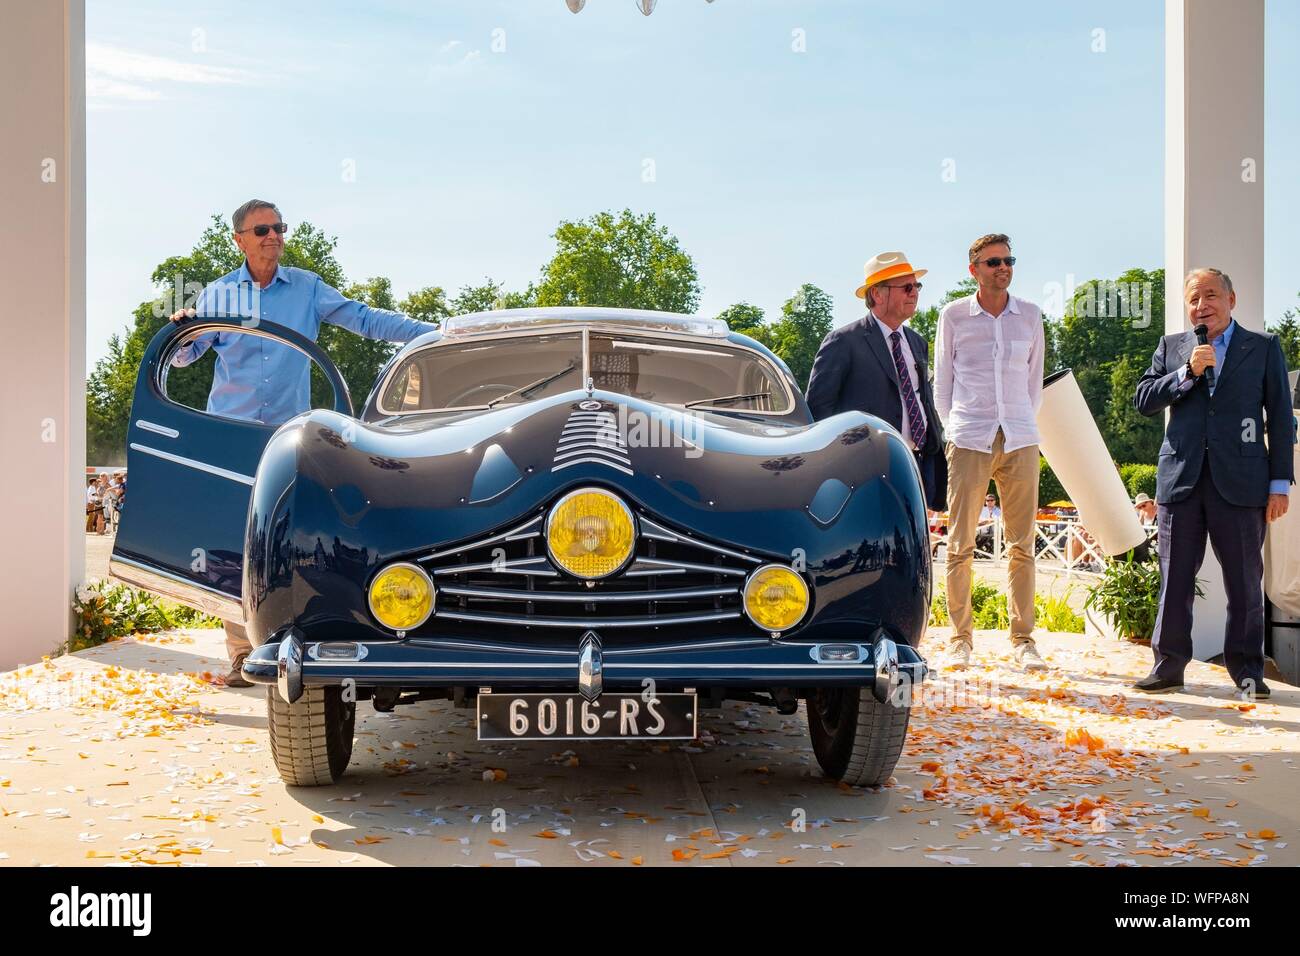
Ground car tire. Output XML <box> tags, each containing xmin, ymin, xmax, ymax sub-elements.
<box><xmin>267</xmin><ymin>686</ymin><xmax>355</xmax><ymax>786</ymax></box>
<box><xmin>806</xmin><ymin>686</ymin><xmax>910</xmax><ymax>787</ymax></box>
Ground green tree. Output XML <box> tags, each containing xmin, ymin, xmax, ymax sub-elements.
<box><xmin>450</xmin><ymin>278</ymin><xmax>537</xmax><ymax>315</ymax></box>
<box><xmin>940</xmin><ymin>277</ymin><xmax>977</xmax><ymax>305</ymax></box>
<box><xmin>399</xmin><ymin>286</ymin><xmax>451</xmax><ymax>326</ymax></box>
<box><xmin>1270</xmin><ymin>301</ymin><xmax>1300</xmax><ymax>372</ymax></box>
<box><xmin>765</xmin><ymin>284</ymin><xmax>833</xmax><ymax>389</ymax></box>
<box><xmin>535</xmin><ymin>209</ymin><xmax>700</xmax><ymax>313</ymax></box>
<box><xmin>716</xmin><ymin>302</ymin><xmax>773</xmax><ymax>348</ymax></box>
<box><xmin>909</xmin><ymin>304</ymin><xmax>940</xmax><ymax>364</ymax></box>
<box><xmin>1053</xmin><ymin>267</ymin><xmax>1165</xmax><ymax>459</ymax></box>
<box><xmin>1102</xmin><ymin>353</ymin><xmax>1162</xmax><ymax>463</ymax></box>
<box><xmin>312</xmin><ymin>276</ymin><xmax>403</xmax><ymax>410</ymax></box>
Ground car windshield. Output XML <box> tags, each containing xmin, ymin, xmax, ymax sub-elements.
<box><xmin>587</xmin><ymin>333</ymin><xmax>790</xmax><ymax>412</ymax></box>
<box><xmin>379</xmin><ymin>333</ymin><xmax>583</xmax><ymax>413</ymax></box>
<box><xmin>376</xmin><ymin>330</ymin><xmax>792</xmax><ymax>415</ymax></box>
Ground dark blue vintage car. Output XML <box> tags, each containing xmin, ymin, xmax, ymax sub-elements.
<box><xmin>111</xmin><ymin>308</ymin><xmax>929</xmax><ymax>787</ymax></box>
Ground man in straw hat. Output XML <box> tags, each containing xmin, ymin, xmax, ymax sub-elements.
<box><xmin>806</xmin><ymin>251</ymin><xmax>948</xmax><ymax>511</ymax></box>
<box><xmin>935</xmin><ymin>233</ymin><xmax>1048</xmax><ymax>671</ymax></box>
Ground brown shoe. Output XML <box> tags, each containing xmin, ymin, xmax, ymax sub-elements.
<box><xmin>225</xmin><ymin>655</ymin><xmax>253</xmax><ymax>688</ymax></box>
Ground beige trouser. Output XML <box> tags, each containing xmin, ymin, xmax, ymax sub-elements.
<box><xmin>945</xmin><ymin>428</ymin><xmax>1040</xmax><ymax>649</ymax></box>
<box><xmin>224</xmin><ymin>620</ymin><xmax>253</xmax><ymax>665</ymax></box>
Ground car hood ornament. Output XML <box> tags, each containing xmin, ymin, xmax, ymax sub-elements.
<box><xmin>578</xmin><ymin>630</ymin><xmax>603</xmax><ymax>702</ymax></box>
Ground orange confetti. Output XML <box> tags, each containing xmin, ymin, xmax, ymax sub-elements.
<box><xmin>533</xmin><ymin>829</ymin><xmax>559</xmax><ymax>840</ymax></box>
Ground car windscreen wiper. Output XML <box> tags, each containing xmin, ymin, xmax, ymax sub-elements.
<box><xmin>486</xmin><ymin>362</ymin><xmax>578</xmax><ymax>408</ymax></box>
<box><xmin>683</xmin><ymin>391</ymin><xmax>773</xmax><ymax>409</ymax></box>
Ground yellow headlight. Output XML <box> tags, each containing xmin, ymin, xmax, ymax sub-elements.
<box><xmin>368</xmin><ymin>562</ymin><xmax>435</xmax><ymax>631</ymax></box>
<box><xmin>743</xmin><ymin>564</ymin><xmax>809</xmax><ymax>632</ymax></box>
<box><xmin>546</xmin><ymin>488</ymin><xmax>637</xmax><ymax>579</ymax></box>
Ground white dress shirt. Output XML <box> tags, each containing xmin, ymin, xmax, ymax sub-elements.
<box><xmin>935</xmin><ymin>293</ymin><xmax>1045</xmax><ymax>453</ymax></box>
<box><xmin>872</xmin><ymin>313</ymin><xmax>927</xmax><ymax>452</ymax></box>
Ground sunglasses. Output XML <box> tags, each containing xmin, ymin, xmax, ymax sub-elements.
<box><xmin>237</xmin><ymin>222</ymin><xmax>289</xmax><ymax>237</ymax></box>
<box><xmin>881</xmin><ymin>282</ymin><xmax>923</xmax><ymax>294</ymax></box>
<box><xmin>978</xmin><ymin>256</ymin><xmax>1016</xmax><ymax>267</ymax></box>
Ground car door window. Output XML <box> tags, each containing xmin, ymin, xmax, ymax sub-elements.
<box><xmin>161</xmin><ymin>326</ymin><xmax>341</xmax><ymax>421</ymax></box>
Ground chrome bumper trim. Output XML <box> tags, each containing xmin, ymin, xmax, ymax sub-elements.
<box><xmin>108</xmin><ymin>556</ymin><xmax>243</xmax><ymax>622</ymax></box>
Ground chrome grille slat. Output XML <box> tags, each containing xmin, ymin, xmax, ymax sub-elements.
<box><xmin>439</xmin><ymin>584</ymin><xmax>739</xmax><ymax>603</ymax></box>
<box><xmin>625</xmin><ymin>557</ymin><xmax>747</xmax><ymax>577</ymax></box>
<box><xmin>553</xmin><ymin>446</ymin><xmax>630</xmax><ymax>463</ymax></box>
<box><xmin>432</xmin><ymin>557</ymin><xmax>558</xmax><ymax>577</ymax></box>
<box><xmin>419</xmin><ymin>514</ymin><xmax>543</xmax><ymax>562</ymax></box>
<box><xmin>438</xmin><ymin>609</ymin><xmax>742</xmax><ymax>628</ymax></box>
<box><xmin>411</xmin><ymin>486</ymin><xmax>769</xmax><ymax>641</ymax></box>
<box><xmin>638</xmin><ymin>515</ymin><xmax>763</xmax><ymax>564</ymax></box>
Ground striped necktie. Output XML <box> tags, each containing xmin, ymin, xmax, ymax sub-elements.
<box><xmin>889</xmin><ymin>330</ymin><xmax>926</xmax><ymax>450</ymax></box>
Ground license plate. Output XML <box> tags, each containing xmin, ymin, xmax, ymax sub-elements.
<box><xmin>477</xmin><ymin>692</ymin><xmax>697</xmax><ymax>741</ymax></box>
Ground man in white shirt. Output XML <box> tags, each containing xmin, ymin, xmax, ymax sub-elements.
<box><xmin>935</xmin><ymin>234</ymin><xmax>1047</xmax><ymax>671</ymax></box>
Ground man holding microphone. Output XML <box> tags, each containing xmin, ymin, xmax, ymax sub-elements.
<box><xmin>1133</xmin><ymin>268</ymin><xmax>1293</xmax><ymax>699</ymax></box>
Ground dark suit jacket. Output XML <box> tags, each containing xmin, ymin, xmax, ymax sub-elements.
<box><xmin>806</xmin><ymin>314</ymin><xmax>948</xmax><ymax>508</ymax></box>
<box><xmin>1134</xmin><ymin>323</ymin><xmax>1294</xmax><ymax>507</ymax></box>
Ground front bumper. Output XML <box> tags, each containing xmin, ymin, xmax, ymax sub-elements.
<box><xmin>244</xmin><ymin>628</ymin><xmax>927</xmax><ymax>702</ymax></box>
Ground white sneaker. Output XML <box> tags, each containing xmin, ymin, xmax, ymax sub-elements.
<box><xmin>943</xmin><ymin>644</ymin><xmax>971</xmax><ymax>670</ymax></box>
<box><xmin>1015</xmin><ymin>644</ymin><xmax>1048</xmax><ymax>671</ymax></box>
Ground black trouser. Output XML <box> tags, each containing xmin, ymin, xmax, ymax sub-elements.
<box><xmin>1150</xmin><ymin>458</ymin><xmax>1267</xmax><ymax>686</ymax></box>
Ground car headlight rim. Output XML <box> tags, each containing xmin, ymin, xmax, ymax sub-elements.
<box><xmin>545</xmin><ymin>486</ymin><xmax>638</xmax><ymax>580</ymax></box>
<box><xmin>367</xmin><ymin>560</ymin><xmax>436</xmax><ymax>631</ymax></box>
<box><xmin>743</xmin><ymin>563</ymin><xmax>810</xmax><ymax>633</ymax></box>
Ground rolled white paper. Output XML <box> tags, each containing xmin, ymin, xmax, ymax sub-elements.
<box><xmin>1036</xmin><ymin>369</ymin><xmax>1147</xmax><ymax>557</ymax></box>
<box><xmin>1264</xmin><ymin>444</ymin><xmax>1300</xmax><ymax>617</ymax></box>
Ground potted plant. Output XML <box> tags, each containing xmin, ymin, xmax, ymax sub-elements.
<box><xmin>1083</xmin><ymin>553</ymin><xmax>1202</xmax><ymax>644</ymax></box>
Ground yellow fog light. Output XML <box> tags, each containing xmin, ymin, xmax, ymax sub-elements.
<box><xmin>368</xmin><ymin>562</ymin><xmax>435</xmax><ymax>631</ymax></box>
<box><xmin>743</xmin><ymin>564</ymin><xmax>809</xmax><ymax>633</ymax></box>
<box><xmin>546</xmin><ymin>488</ymin><xmax>637</xmax><ymax>579</ymax></box>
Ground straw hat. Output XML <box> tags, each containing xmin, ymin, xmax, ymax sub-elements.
<box><xmin>855</xmin><ymin>251</ymin><xmax>928</xmax><ymax>299</ymax></box>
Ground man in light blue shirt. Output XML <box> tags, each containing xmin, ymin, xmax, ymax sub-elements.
<box><xmin>170</xmin><ymin>198</ymin><xmax>439</xmax><ymax>426</ymax></box>
<box><xmin>170</xmin><ymin>198</ymin><xmax>439</xmax><ymax>685</ymax></box>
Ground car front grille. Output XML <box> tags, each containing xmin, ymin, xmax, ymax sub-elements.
<box><xmin>414</xmin><ymin>509</ymin><xmax>765</xmax><ymax>645</ymax></box>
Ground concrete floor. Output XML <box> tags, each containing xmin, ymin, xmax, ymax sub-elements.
<box><xmin>2</xmin><ymin>621</ymin><xmax>1297</xmax><ymax>867</ymax></box>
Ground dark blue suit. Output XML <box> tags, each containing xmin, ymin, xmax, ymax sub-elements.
<box><xmin>1134</xmin><ymin>322</ymin><xmax>1294</xmax><ymax>685</ymax></box>
<box><xmin>806</xmin><ymin>315</ymin><xmax>948</xmax><ymax>510</ymax></box>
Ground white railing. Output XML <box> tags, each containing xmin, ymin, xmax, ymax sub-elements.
<box><xmin>929</xmin><ymin>516</ymin><xmax>1129</xmax><ymax>579</ymax></box>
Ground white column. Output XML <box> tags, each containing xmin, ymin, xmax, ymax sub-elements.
<box><xmin>1164</xmin><ymin>0</ymin><xmax>1265</xmax><ymax>660</ymax></box>
<box><xmin>0</xmin><ymin>2</ymin><xmax>86</xmax><ymax>670</ymax></box>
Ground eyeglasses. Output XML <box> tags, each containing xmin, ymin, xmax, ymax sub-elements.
<box><xmin>881</xmin><ymin>282</ymin><xmax>923</xmax><ymax>294</ymax></box>
<box><xmin>237</xmin><ymin>222</ymin><xmax>289</xmax><ymax>237</ymax></box>
<box><xmin>977</xmin><ymin>256</ymin><xmax>1016</xmax><ymax>267</ymax></box>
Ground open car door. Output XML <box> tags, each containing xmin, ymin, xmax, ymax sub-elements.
<box><xmin>109</xmin><ymin>317</ymin><xmax>352</xmax><ymax>620</ymax></box>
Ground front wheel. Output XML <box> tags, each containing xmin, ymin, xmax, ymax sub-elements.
<box><xmin>267</xmin><ymin>686</ymin><xmax>356</xmax><ymax>786</ymax></box>
<box><xmin>807</xmin><ymin>687</ymin><xmax>911</xmax><ymax>787</ymax></box>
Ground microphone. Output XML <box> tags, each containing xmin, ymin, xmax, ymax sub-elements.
<box><xmin>1193</xmin><ymin>323</ymin><xmax>1215</xmax><ymax>389</ymax></box>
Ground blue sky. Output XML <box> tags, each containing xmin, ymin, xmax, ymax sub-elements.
<box><xmin>86</xmin><ymin>0</ymin><xmax>1300</xmax><ymax>371</ymax></box>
